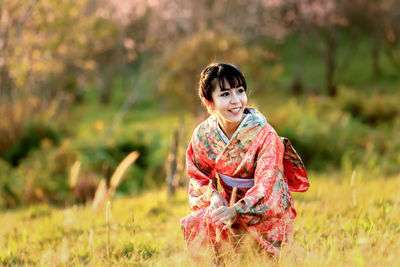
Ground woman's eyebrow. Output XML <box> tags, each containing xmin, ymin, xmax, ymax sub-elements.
<box><xmin>220</xmin><ymin>86</ymin><xmax>243</xmax><ymax>92</ymax></box>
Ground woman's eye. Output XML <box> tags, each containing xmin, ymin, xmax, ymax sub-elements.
<box><xmin>221</xmin><ymin>92</ymin><xmax>229</xmax><ymax>97</ymax></box>
<box><xmin>238</xmin><ymin>88</ymin><xmax>245</xmax><ymax>93</ymax></box>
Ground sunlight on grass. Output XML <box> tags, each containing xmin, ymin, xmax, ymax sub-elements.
<box><xmin>1</xmin><ymin>173</ymin><xmax>400</xmax><ymax>266</ymax></box>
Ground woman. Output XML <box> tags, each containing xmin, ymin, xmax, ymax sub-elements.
<box><xmin>180</xmin><ymin>62</ymin><xmax>309</xmax><ymax>259</ymax></box>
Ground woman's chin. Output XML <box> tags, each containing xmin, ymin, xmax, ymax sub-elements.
<box><xmin>226</xmin><ymin>111</ymin><xmax>244</xmax><ymax>123</ymax></box>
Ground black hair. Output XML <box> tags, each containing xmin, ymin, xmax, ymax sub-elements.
<box><xmin>198</xmin><ymin>62</ymin><xmax>247</xmax><ymax>102</ymax></box>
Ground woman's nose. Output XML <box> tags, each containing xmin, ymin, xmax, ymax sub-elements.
<box><xmin>231</xmin><ymin>92</ymin><xmax>240</xmax><ymax>103</ymax></box>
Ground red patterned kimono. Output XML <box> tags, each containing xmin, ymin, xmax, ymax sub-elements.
<box><xmin>180</xmin><ymin>109</ymin><xmax>309</xmax><ymax>258</ymax></box>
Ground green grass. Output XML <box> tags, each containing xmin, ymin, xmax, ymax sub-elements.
<box><xmin>1</xmin><ymin>172</ymin><xmax>399</xmax><ymax>266</ymax></box>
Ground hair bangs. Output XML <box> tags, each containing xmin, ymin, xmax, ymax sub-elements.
<box><xmin>198</xmin><ymin>62</ymin><xmax>247</xmax><ymax>108</ymax></box>
<box><xmin>217</xmin><ymin>69</ymin><xmax>247</xmax><ymax>92</ymax></box>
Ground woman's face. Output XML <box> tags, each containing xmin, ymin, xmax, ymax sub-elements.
<box><xmin>211</xmin><ymin>78</ymin><xmax>247</xmax><ymax>127</ymax></box>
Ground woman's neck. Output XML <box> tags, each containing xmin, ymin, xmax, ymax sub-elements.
<box><xmin>216</xmin><ymin>115</ymin><xmax>245</xmax><ymax>140</ymax></box>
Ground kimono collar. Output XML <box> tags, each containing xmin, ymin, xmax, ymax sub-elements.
<box><xmin>216</xmin><ymin>113</ymin><xmax>251</xmax><ymax>145</ymax></box>
<box><xmin>213</xmin><ymin>108</ymin><xmax>266</xmax><ymax>146</ymax></box>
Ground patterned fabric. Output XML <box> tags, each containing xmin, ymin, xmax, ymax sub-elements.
<box><xmin>180</xmin><ymin>108</ymin><xmax>309</xmax><ymax>259</ymax></box>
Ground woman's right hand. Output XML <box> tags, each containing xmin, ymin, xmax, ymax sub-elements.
<box><xmin>209</xmin><ymin>191</ymin><xmax>228</xmax><ymax>211</ymax></box>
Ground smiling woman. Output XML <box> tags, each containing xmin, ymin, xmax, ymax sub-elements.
<box><xmin>211</xmin><ymin>80</ymin><xmax>247</xmax><ymax>140</ymax></box>
<box><xmin>180</xmin><ymin>63</ymin><xmax>310</xmax><ymax>261</ymax></box>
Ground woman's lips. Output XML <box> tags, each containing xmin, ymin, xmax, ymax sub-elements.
<box><xmin>229</xmin><ymin>107</ymin><xmax>241</xmax><ymax>114</ymax></box>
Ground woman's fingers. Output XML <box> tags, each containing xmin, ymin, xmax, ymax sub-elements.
<box><xmin>210</xmin><ymin>200</ymin><xmax>226</xmax><ymax>212</ymax></box>
<box><xmin>211</xmin><ymin>208</ymin><xmax>228</xmax><ymax>222</ymax></box>
<box><xmin>211</xmin><ymin>206</ymin><xmax>226</xmax><ymax>217</ymax></box>
<box><xmin>209</xmin><ymin>193</ymin><xmax>228</xmax><ymax>212</ymax></box>
<box><xmin>212</xmin><ymin>206</ymin><xmax>237</xmax><ymax>224</ymax></box>
<box><xmin>212</xmin><ymin>207</ymin><xmax>233</xmax><ymax>223</ymax></box>
<box><xmin>212</xmin><ymin>211</ymin><xmax>227</xmax><ymax>221</ymax></box>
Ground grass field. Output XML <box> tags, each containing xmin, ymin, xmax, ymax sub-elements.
<box><xmin>1</xmin><ymin>171</ymin><xmax>399</xmax><ymax>266</ymax></box>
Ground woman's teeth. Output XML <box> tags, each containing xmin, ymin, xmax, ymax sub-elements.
<box><xmin>230</xmin><ymin>107</ymin><xmax>241</xmax><ymax>112</ymax></box>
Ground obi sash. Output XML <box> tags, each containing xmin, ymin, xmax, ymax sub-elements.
<box><xmin>215</xmin><ymin>137</ymin><xmax>308</xmax><ymax>192</ymax></box>
<box><xmin>216</xmin><ymin>171</ymin><xmax>254</xmax><ymax>189</ymax></box>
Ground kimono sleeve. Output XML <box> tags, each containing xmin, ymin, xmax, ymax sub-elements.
<box><xmin>186</xmin><ymin>137</ymin><xmax>218</xmax><ymax>211</ymax></box>
<box><xmin>233</xmin><ymin>130</ymin><xmax>291</xmax><ymax>224</ymax></box>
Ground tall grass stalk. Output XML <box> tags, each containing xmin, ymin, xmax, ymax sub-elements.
<box><xmin>131</xmin><ymin>213</ymin><xmax>139</xmax><ymax>265</ymax></box>
<box><xmin>106</xmin><ymin>201</ymin><xmax>111</xmax><ymax>265</ymax></box>
<box><xmin>109</xmin><ymin>151</ymin><xmax>139</xmax><ymax>198</ymax></box>
<box><xmin>92</xmin><ymin>179</ymin><xmax>107</xmax><ymax>211</ymax></box>
<box><xmin>89</xmin><ymin>229</ymin><xmax>93</xmax><ymax>261</ymax></box>
<box><xmin>132</xmin><ymin>213</ymin><xmax>137</xmax><ymax>258</ymax></box>
<box><xmin>92</xmin><ymin>152</ymin><xmax>139</xmax><ymax>211</ymax></box>
<box><xmin>68</xmin><ymin>160</ymin><xmax>81</xmax><ymax>188</ymax></box>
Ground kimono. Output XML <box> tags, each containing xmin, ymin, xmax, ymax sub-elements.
<box><xmin>180</xmin><ymin>108</ymin><xmax>309</xmax><ymax>259</ymax></box>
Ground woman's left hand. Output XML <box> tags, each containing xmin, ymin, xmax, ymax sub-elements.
<box><xmin>211</xmin><ymin>206</ymin><xmax>237</xmax><ymax>228</ymax></box>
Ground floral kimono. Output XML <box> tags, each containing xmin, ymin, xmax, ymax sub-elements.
<box><xmin>180</xmin><ymin>108</ymin><xmax>309</xmax><ymax>259</ymax></box>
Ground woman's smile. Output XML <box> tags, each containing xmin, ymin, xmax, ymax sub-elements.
<box><xmin>229</xmin><ymin>107</ymin><xmax>241</xmax><ymax>113</ymax></box>
<box><xmin>211</xmin><ymin>78</ymin><xmax>248</xmax><ymax>138</ymax></box>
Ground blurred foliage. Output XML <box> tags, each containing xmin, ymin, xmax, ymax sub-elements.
<box><xmin>337</xmin><ymin>87</ymin><xmax>399</xmax><ymax>125</ymax></box>
<box><xmin>268</xmin><ymin>91</ymin><xmax>400</xmax><ymax>174</ymax></box>
<box><xmin>3</xmin><ymin>124</ymin><xmax>61</xmax><ymax>167</ymax></box>
<box><xmin>0</xmin><ymin>94</ymin><xmax>70</xmax><ymax>172</ymax></box>
<box><xmin>0</xmin><ymin>129</ymin><xmax>165</xmax><ymax>208</ymax></box>
<box><xmin>157</xmin><ymin>30</ymin><xmax>275</xmax><ymax>113</ymax></box>
<box><xmin>0</xmin><ymin>0</ymin><xmax>119</xmax><ymax>100</ymax></box>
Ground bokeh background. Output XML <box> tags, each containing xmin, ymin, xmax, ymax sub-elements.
<box><xmin>1</xmin><ymin>0</ymin><xmax>400</xmax><ymax>265</ymax></box>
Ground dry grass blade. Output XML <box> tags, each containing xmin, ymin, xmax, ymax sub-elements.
<box><xmin>106</xmin><ymin>201</ymin><xmax>111</xmax><ymax>264</ymax></box>
<box><xmin>89</xmin><ymin>229</ymin><xmax>93</xmax><ymax>254</ymax></box>
<box><xmin>68</xmin><ymin>160</ymin><xmax>81</xmax><ymax>188</ymax></box>
<box><xmin>92</xmin><ymin>179</ymin><xmax>107</xmax><ymax>211</ymax></box>
<box><xmin>109</xmin><ymin>151</ymin><xmax>140</xmax><ymax>197</ymax></box>
<box><xmin>106</xmin><ymin>201</ymin><xmax>111</xmax><ymax>222</ymax></box>
<box><xmin>229</xmin><ymin>187</ymin><xmax>237</xmax><ymax>207</ymax></box>
<box><xmin>350</xmin><ymin>170</ymin><xmax>356</xmax><ymax>187</ymax></box>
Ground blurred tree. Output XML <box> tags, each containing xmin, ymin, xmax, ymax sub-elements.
<box><xmin>380</xmin><ymin>1</ymin><xmax>400</xmax><ymax>72</ymax></box>
<box><xmin>342</xmin><ymin>0</ymin><xmax>393</xmax><ymax>77</ymax></box>
<box><xmin>0</xmin><ymin>1</ymin><xmax>38</xmax><ymax>96</ymax></box>
<box><xmin>0</xmin><ymin>0</ymin><xmax>123</xmax><ymax>103</ymax></box>
<box><xmin>0</xmin><ymin>0</ymin><xmax>118</xmax><ymax>158</ymax></box>
<box><xmin>279</xmin><ymin>0</ymin><xmax>349</xmax><ymax>97</ymax></box>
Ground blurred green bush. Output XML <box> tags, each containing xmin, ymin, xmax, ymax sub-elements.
<box><xmin>3</xmin><ymin>124</ymin><xmax>61</xmax><ymax>167</ymax></box>
<box><xmin>337</xmin><ymin>87</ymin><xmax>400</xmax><ymax>125</ymax></box>
<box><xmin>0</xmin><ymin>129</ymin><xmax>165</xmax><ymax>208</ymax></box>
<box><xmin>268</xmin><ymin>90</ymin><xmax>400</xmax><ymax>174</ymax></box>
